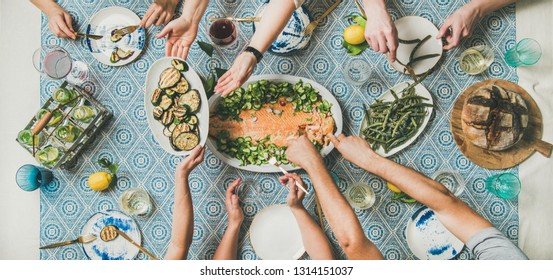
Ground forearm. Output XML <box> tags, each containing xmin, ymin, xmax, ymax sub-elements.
<box><xmin>181</xmin><ymin>0</ymin><xmax>208</xmax><ymax>26</ymax></box>
<box><xmin>165</xmin><ymin>171</ymin><xmax>194</xmax><ymax>260</ymax></box>
<box><xmin>467</xmin><ymin>0</ymin><xmax>516</xmax><ymax>18</ymax></box>
<box><xmin>291</xmin><ymin>207</ymin><xmax>333</xmax><ymax>260</ymax></box>
<box><xmin>304</xmin><ymin>160</ymin><xmax>383</xmax><ymax>259</ymax></box>
<box><xmin>360</xmin><ymin>150</ymin><xmax>492</xmax><ymax>243</ymax></box>
<box><xmin>363</xmin><ymin>0</ymin><xmax>387</xmax><ymax>9</ymax></box>
<box><xmin>213</xmin><ymin>223</ymin><xmax>241</xmax><ymax>260</ymax></box>
<box><xmin>30</xmin><ymin>0</ymin><xmax>59</xmax><ymax>14</ymax></box>
<box><xmin>249</xmin><ymin>0</ymin><xmax>296</xmax><ymax>53</ymax></box>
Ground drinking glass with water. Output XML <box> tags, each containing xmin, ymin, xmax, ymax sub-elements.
<box><xmin>504</xmin><ymin>38</ymin><xmax>541</xmax><ymax>67</ymax></box>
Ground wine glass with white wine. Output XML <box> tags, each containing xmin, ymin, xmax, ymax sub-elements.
<box><xmin>459</xmin><ymin>45</ymin><xmax>494</xmax><ymax>75</ymax></box>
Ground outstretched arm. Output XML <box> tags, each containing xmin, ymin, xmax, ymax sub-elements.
<box><xmin>213</xmin><ymin>178</ymin><xmax>244</xmax><ymax>260</ymax></box>
<box><xmin>214</xmin><ymin>0</ymin><xmax>298</xmax><ymax>96</ymax></box>
<box><xmin>362</xmin><ymin>0</ymin><xmax>398</xmax><ymax>61</ymax></box>
<box><xmin>156</xmin><ymin>0</ymin><xmax>208</xmax><ymax>59</ymax></box>
<box><xmin>165</xmin><ymin>145</ymin><xmax>206</xmax><ymax>260</ymax></box>
<box><xmin>280</xmin><ymin>173</ymin><xmax>334</xmax><ymax>260</ymax></box>
<box><xmin>328</xmin><ymin>134</ymin><xmax>492</xmax><ymax>243</ymax></box>
<box><xmin>286</xmin><ymin>136</ymin><xmax>384</xmax><ymax>260</ymax></box>
<box><xmin>30</xmin><ymin>0</ymin><xmax>76</xmax><ymax>39</ymax></box>
<box><xmin>438</xmin><ymin>0</ymin><xmax>516</xmax><ymax>50</ymax></box>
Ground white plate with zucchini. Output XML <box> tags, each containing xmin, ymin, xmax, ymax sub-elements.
<box><xmin>359</xmin><ymin>80</ymin><xmax>434</xmax><ymax>157</ymax></box>
<box><xmin>207</xmin><ymin>74</ymin><xmax>343</xmax><ymax>173</ymax></box>
<box><xmin>86</xmin><ymin>7</ymin><xmax>146</xmax><ymax>66</ymax></box>
<box><xmin>145</xmin><ymin>57</ymin><xmax>208</xmax><ymax>156</ymax></box>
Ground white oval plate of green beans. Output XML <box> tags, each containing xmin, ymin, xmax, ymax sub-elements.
<box><xmin>359</xmin><ymin>80</ymin><xmax>434</xmax><ymax>158</ymax></box>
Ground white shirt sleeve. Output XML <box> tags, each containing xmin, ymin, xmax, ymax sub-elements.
<box><xmin>294</xmin><ymin>0</ymin><xmax>305</xmax><ymax>9</ymax></box>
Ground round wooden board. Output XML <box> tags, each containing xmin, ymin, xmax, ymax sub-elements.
<box><xmin>450</xmin><ymin>79</ymin><xmax>543</xmax><ymax>170</ymax></box>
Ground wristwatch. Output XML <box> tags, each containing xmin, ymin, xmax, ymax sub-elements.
<box><xmin>244</xmin><ymin>46</ymin><xmax>263</xmax><ymax>63</ymax></box>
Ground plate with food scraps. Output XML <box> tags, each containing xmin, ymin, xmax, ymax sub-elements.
<box><xmin>86</xmin><ymin>6</ymin><xmax>146</xmax><ymax>66</ymax></box>
<box><xmin>389</xmin><ymin>16</ymin><xmax>443</xmax><ymax>75</ymax></box>
<box><xmin>359</xmin><ymin>79</ymin><xmax>434</xmax><ymax>157</ymax></box>
<box><xmin>145</xmin><ymin>57</ymin><xmax>208</xmax><ymax>156</ymax></box>
<box><xmin>207</xmin><ymin>74</ymin><xmax>343</xmax><ymax>173</ymax></box>
<box><xmin>405</xmin><ymin>207</ymin><xmax>464</xmax><ymax>260</ymax></box>
<box><xmin>81</xmin><ymin>210</ymin><xmax>141</xmax><ymax>260</ymax></box>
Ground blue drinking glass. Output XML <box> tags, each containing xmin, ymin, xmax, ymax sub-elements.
<box><xmin>15</xmin><ymin>164</ymin><xmax>53</xmax><ymax>191</ymax></box>
<box><xmin>485</xmin><ymin>173</ymin><xmax>521</xmax><ymax>200</ymax></box>
<box><xmin>504</xmin><ymin>38</ymin><xmax>542</xmax><ymax>67</ymax></box>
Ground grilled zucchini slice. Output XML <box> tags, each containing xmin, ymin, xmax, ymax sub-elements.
<box><xmin>110</xmin><ymin>51</ymin><xmax>120</xmax><ymax>63</ymax></box>
<box><xmin>171</xmin><ymin>59</ymin><xmax>188</xmax><ymax>72</ymax></box>
<box><xmin>161</xmin><ymin>110</ymin><xmax>174</xmax><ymax>126</ymax></box>
<box><xmin>110</xmin><ymin>30</ymin><xmax>124</xmax><ymax>42</ymax></box>
<box><xmin>116</xmin><ymin>47</ymin><xmax>134</xmax><ymax>59</ymax></box>
<box><xmin>153</xmin><ymin>106</ymin><xmax>164</xmax><ymax>120</ymax></box>
<box><xmin>173</xmin><ymin>78</ymin><xmax>189</xmax><ymax>94</ymax></box>
<box><xmin>177</xmin><ymin>89</ymin><xmax>201</xmax><ymax>113</ymax></box>
<box><xmin>163</xmin><ymin>126</ymin><xmax>172</xmax><ymax>137</ymax></box>
<box><xmin>173</xmin><ymin>132</ymin><xmax>199</xmax><ymax>151</ymax></box>
<box><xmin>169</xmin><ymin>135</ymin><xmax>182</xmax><ymax>151</ymax></box>
<box><xmin>159</xmin><ymin>67</ymin><xmax>181</xmax><ymax>89</ymax></box>
<box><xmin>165</xmin><ymin>89</ymin><xmax>176</xmax><ymax>97</ymax></box>
<box><xmin>186</xmin><ymin>115</ymin><xmax>198</xmax><ymax>125</ymax></box>
<box><xmin>151</xmin><ymin>89</ymin><xmax>163</xmax><ymax>105</ymax></box>
<box><xmin>173</xmin><ymin>106</ymin><xmax>188</xmax><ymax>119</ymax></box>
<box><xmin>159</xmin><ymin>95</ymin><xmax>173</xmax><ymax>110</ymax></box>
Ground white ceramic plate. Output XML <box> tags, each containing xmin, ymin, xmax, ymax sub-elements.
<box><xmin>359</xmin><ymin>80</ymin><xmax>433</xmax><ymax>157</ymax></box>
<box><xmin>86</xmin><ymin>7</ymin><xmax>146</xmax><ymax>66</ymax></box>
<box><xmin>249</xmin><ymin>205</ymin><xmax>305</xmax><ymax>260</ymax></box>
<box><xmin>145</xmin><ymin>57</ymin><xmax>208</xmax><ymax>156</ymax></box>
<box><xmin>81</xmin><ymin>210</ymin><xmax>141</xmax><ymax>260</ymax></box>
<box><xmin>207</xmin><ymin>74</ymin><xmax>343</xmax><ymax>173</ymax></box>
<box><xmin>390</xmin><ymin>16</ymin><xmax>443</xmax><ymax>75</ymax></box>
<box><xmin>405</xmin><ymin>207</ymin><xmax>464</xmax><ymax>260</ymax></box>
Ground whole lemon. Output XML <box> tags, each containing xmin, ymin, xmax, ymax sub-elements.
<box><xmin>343</xmin><ymin>24</ymin><xmax>366</xmax><ymax>45</ymax></box>
<box><xmin>88</xmin><ymin>172</ymin><xmax>112</xmax><ymax>191</ymax></box>
<box><xmin>386</xmin><ymin>182</ymin><xmax>402</xmax><ymax>193</ymax></box>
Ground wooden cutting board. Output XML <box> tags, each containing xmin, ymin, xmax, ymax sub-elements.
<box><xmin>450</xmin><ymin>79</ymin><xmax>552</xmax><ymax>170</ymax></box>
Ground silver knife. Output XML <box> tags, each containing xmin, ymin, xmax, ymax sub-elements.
<box><xmin>112</xmin><ymin>25</ymin><xmax>139</xmax><ymax>37</ymax></box>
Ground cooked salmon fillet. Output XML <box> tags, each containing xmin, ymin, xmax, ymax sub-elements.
<box><xmin>210</xmin><ymin>100</ymin><xmax>335</xmax><ymax>147</ymax></box>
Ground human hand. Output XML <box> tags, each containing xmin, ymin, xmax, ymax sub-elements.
<box><xmin>44</xmin><ymin>4</ymin><xmax>76</xmax><ymax>39</ymax></box>
<box><xmin>279</xmin><ymin>173</ymin><xmax>306</xmax><ymax>210</ymax></box>
<box><xmin>285</xmin><ymin>136</ymin><xmax>324</xmax><ymax>171</ymax></box>
<box><xmin>363</xmin><ymin>4</ymin><xmax>398</xmax><ymax>61</ymax></box>
<box><xmin>225</xmin><ymin>178</ymin><xmax>244</xmax><ymax>226</ymax></box>
<box><xmin>156</xmin><ymin>16</ymin><xmax>198</xmax><ymax>59</ymax></box>
<box><xmin>176</xmin><ymin>145</ymin><xmax>205</xmax><ymax>177</ymax></box>
<box><xmin>328</xmin><ymin>134</ymin><xmax>378</xmax><ymax>169</ymax></box>
<box><xmin>140</xmin><ymin>0</ymin><xmax>179</xmax><ymax>28</ymax></box>
<box><xmin>214</xmin><ymin>52</ymin><xmax>257</xmax><ymax>96</ymax></box>
<box><xmin>437</xmin><ymin>3</ymin><xmax>481</xmax><ymax>50</ymax></box>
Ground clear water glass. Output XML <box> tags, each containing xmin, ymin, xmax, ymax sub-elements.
<box><xmin>504</xmin><ymin>38</ymin><xmax>542</xmax><ymax>67</ymax></box>
<box><xmin>118</xmin><ymin>188</ymin><xmax>154</xmax><ymax>217</ymax></box>
<box><xmin>345</xmin><ymin>181</ymin><xmax>376</xmax><ymax>210</ymax></box>
<box><xmin>15</xmin><ymin>164</ymin><xmax>53</xmax><ymax>191</ymax></box>
<box><xmin>343</xmin><ymin>58</ymin><xmax>371</xmax><ymax>86</ymax></box>
<box><xmin>485</xmin><ymin>173</ymin><xmax>521</xmax><ymax>200</ymax></box>
<box><xmin>432</xmin><ymin>169</ymin><xmax>464</xmax><ymax>196</ymax></box>
<box><xmin>459</xmin><ymin>45</ymin><xmax>494</xmax><ymax>75</ymax></box>
<box><xmin>32</xmin><ymin>45</ymin><xmax>89</xmax><ymax>85</ymax></box>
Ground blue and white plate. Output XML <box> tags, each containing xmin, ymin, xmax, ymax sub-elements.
<box><xmin>81</xmin><ymin>210</ymin><xmax>141</xmax><ymax>260</ymax></box>
<box><xmin>254</xmin><ymin>3</ymin><xmax>312</xmax><ymax>55</ymax></box>
<box><xmin>405</xmin><ymin>207</ymin><xmax>464</xmax><ymax>260</ymax></box>
<box><xmin>86</xmin><ymin>7</ymin><xmax>146</xmax><ymax>66</ymax></box>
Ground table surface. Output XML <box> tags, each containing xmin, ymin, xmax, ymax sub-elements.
<box><xmin>1</xmin><ymin>0</ymin><xmax>552</xmax><ymax>260</ymax></box>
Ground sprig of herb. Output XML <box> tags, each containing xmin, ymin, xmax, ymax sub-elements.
<box><xmin>197</xmin><ymin>41</ymin><xmax>228</xmax><ymax>98</ymax></box>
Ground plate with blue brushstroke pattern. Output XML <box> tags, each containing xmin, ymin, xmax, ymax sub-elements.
<box><xmin>405</xmin><ymin>206</ymin><xmax>464</xmax><ymax>260</ymax></box>
<box><xmin>81</xmin><ymin>210</ymin><xmax>141</xmax><ymax>260</ymax></box>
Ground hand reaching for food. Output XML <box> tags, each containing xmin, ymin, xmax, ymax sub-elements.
<box><xmin>156</xmin><ymin>16</ymin><xmax>198</xmax><ymax>59</ymax></box>
<box><xmin>214</xmin><ymin>52</ymin><xmax>258</xmax><ymax>96</ymax></box>
<box><xmin>363</xmin><ymin>0</ymin><xmax>398</xmax><ymax>61</ymax></box>
<box><xmin>140</xmin><ymin>0</ymin><xmax>180</xmax><ymax>28</ymax></box>
<box><xmin>224</xmin><ymin>178</ymin><xmax>244</xmax><ymax>226</ymax></box>
<box><xmin>39</xmin><ymin>0</ymin><xmax>76</xmax><ymax>39</ymax></box>
<box><xmin>280</xmin><ymin>173</ymin><xmax>306</xmax><ymax>210</ymax></box>
<box><xmin>437</xmin><ymin>3</ymin><xmax>480</xmax><ymax>50</ymax></box>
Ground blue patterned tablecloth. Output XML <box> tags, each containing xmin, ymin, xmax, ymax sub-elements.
<box><xmin>40</xmin><ymin>0</ymin><xmax>519</xmax><ymax>260</ymax></box>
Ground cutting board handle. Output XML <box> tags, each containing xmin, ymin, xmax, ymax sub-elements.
<box><xmin>534</xmin><ymin>138</ymin><xmax>552</xmax><ymax>157</ymax></box>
